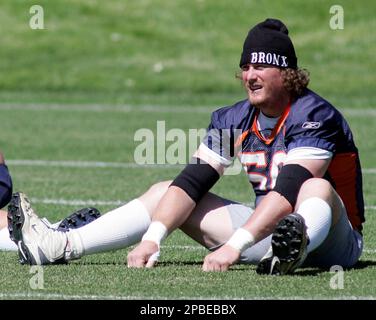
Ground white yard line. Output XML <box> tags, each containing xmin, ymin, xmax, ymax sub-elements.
<box><xmin>161</xmin><ymin>245</ymin><xmax>206</xmax><ymax>250</ymax></box>
<box><xmin>364</xmin><ymin>249</ymin><xmax>376</xmax><ymax>254</ymax></box>
<box><xmin>0</xmin><ymin>103</ymin><xmax>215</xmax><ymax>114</ymax></box>
<box><xmin>6</xmin><ymin>159</ymin><xmax>376</xmax><ymax>175</ymax></box>
<box><xmin>27</xmin><ymin>197</ymin><xmax>376</xmax><ymax>211</ymax></box>
<box><xmin>0</xmin><ymin>103</ymin><xmax>375</xmax><ymax>116</ymax></box>
<box><xmin>30</xmin><ymin>197</ymin><xmax>125</xmax><ymax>207</ymax></box>
<box><xmin>7</xmin><ymin>159</ymin><xmax>183</xmax><ymax>169</ymax></box>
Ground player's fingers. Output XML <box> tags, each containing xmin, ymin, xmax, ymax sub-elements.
<box><xmin>211</xmin><ymin>263</ymin><xmax>222</xmax><ymax>272</ymax></box>
<box><xmin>202</xmin><ymin>257</ymin><xmax>212</xmax><ymax>271</ymax></box>
<box><xmin>127</xmin><ymin>254</ymin><xmax>146</xmax><ymax>268</ymax></box>
<box><xmin>203</xmin><ymin>258</ymin><xmax>220</xmax><ymax>272</ymax></box>
<box><xmin>220</xmin><ymin>263</ymin><xmax>229</xmax><ymax>272</ymax></box>
<box><xmin>126</xmin><ymin>255</ymin><xmax>133</xmax><ymax>267</ymax></box>
<box><xmin>133</xmin><ymin>257</ymin><xmax>147</xmax><ymax>268</ymax></box>
<box><xmin>126</xmin><ymin>249</ymin><xmax>137</xmax><ymax>267</ymax></box>
<box><xmin>145</xmin><ymin>251</ymin><xmax>160</xmax><ymax>268</ymax></box>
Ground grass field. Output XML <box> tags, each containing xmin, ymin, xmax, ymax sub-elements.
<box><xmin>0</xmin><ymin>0</ymin><xmax>375</xmax><ymax>301</ymax></box>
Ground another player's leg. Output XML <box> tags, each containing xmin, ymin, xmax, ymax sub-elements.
<box><xmin>0</xmin><ymin>161</ymin><xmax>16</xmax><ymax>250</ymax></box>
<box><xmin>7</xmin><ymin>181</ymin><xmax>170</xmax><ymax>265</ymax></box>
<box><xmin>256</xmin><ymin>178</ymin><xmax>341</xmax><ymax>275</ymax></box>
<box><xmin>0</xmin><ymin>210</ymin><xmax>18</xmax><ymax>251</ymax></box>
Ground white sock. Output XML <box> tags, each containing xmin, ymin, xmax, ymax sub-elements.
<box><xmin>297</xmin><ymin>197</ymin><xmax>332</xmax><ymax>253</ymax></box>
<box><xmin>67</xmin><ymin>199</ymin><xmax>151</xmax><ymax>257</ymax></box>
<box><xmin>0</xmin><ymin>227</ymin><xmax>17</xmax><ymax>251</ymax></box>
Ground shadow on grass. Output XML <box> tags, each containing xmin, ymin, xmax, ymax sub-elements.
<box><xmin>73</xmin><ymin>260</ymin><xmax>205</xmax><ymax>267</ymax></box>
<box><xmin>154</xmin><ymin>261</ymin><xmax>203</xmax><ymax>267</ymax></box>
<box><xmin>349</xmin><ymin>259</ymin><xmax>376</xmax><ymax>270</ymax></box>
<box><xmin>73</xmin><ymin>259</ymin><xmax>376</xmax><ymax>274</ymax></box>
<box><xmin>293</xmin><ymin>259</ymin><xmax>376</xmax><ymax>276</ymax></box>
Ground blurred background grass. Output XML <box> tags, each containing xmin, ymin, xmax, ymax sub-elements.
<box><xmin>0</xmin><ymin>0</ymin><xmax>375</xmax><ymax>107</ymax></box>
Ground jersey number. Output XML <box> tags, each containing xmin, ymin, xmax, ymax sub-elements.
<box><xmin>241</xmin><ymin>151</ymin><xmax>286</xmax><ymax>191</ymax></box>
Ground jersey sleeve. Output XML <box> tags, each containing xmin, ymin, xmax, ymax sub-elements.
<box><xmin>285</xmin><ymin>147</ymin><xmax>333</xmax><ymax>162</ymax></box>
<box><xmin>201</xmin><ymin>100</ymin><xmax>250</xmax><ymax>167</ymax></box>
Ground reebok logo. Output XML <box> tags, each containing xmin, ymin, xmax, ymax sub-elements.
<box><xmin>302</xmin><ymin>121</ymin><xmax>321</xmax><ymax>129</ymax></box>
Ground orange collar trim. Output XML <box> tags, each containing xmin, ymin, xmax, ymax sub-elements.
<box><xmin>251</xmin><ymin>103</ymin><xmax>291</xmax><ymax>145</ymax></box>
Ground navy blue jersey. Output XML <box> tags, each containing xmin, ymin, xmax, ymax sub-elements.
<box><xmin>203</xmin><ymin>89</ymin><xmax>365</xmax><ymax>232</ymax></box>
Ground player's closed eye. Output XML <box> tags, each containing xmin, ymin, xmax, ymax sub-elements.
<box><xmin>253</xmin><ymin>64</ymin><xmax>267</xmax><ymax>70</ymax></box>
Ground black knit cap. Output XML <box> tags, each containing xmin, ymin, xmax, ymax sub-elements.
<box><xmin>239</xmin><ymin>18</ymin><xmax>297</xmax><ymax>69</ymax></box>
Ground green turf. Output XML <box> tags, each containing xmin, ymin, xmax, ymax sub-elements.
<box><xmin>0</xmin><ymin>0</ymin><xmax>375</xmax><ymax>107</ymax></box>
<box><xmin>1</xmin><ymin>108</ymin><xmax>375</xmax><ymax>300</ymax></box>
<box><xmin>0</xmin><ymin>0</ymin><xmax>375</xmax><ymax>300</ymax></box>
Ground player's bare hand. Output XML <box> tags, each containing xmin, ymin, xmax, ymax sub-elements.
<box><xmin>202</xmin><ymin>245</ymin><xmax>240</xmax><ymax>272</ymax></box>
<box><xmin>127</xmin><ymin>240</ymin><xmax>160</xmax><ymax>268</ymax></box>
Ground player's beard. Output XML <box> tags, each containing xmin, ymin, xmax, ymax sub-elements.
<box><xmin>245</xmin><ymin>82</ymin><xmax>289</xmax><ymax>116</ymax></box>
<box><xmin>246</xmin><ymin>83</ymin><xmax>267</xmax><ymax>108</ymax></box>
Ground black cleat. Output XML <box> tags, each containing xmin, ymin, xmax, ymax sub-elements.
<box><xmin>57</xmin><ymin>207</ymin><xmax>101</xmax><ymax>232</ymax></box>
<box><xmin>256</xmin><ymin>213</ymin><xmax>309</xmax><ymax>275</ymax></box>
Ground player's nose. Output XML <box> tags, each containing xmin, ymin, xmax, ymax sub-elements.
<box><xmin>242</xmin><ymin>66</ymin><xmax>258</xmax><ymax>82</ymax></box>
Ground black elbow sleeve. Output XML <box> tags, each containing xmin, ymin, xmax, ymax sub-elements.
<box><xmin>170</xmin><ymin>158</ymin><xmax>220</xmax><ymax>203</ymax></box>
<box><xmin>273</xmin><ymin>164</ymin><xmax>313</xmax><ymax>208</ymax></box>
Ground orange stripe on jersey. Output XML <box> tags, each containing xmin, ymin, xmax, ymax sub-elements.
<box><xmin>251</xmin><ymin>103</ymin><xmax>291</xmax><ymax>145</ymax></box>
<box><xmin>328</xmin><ymin>152</ymin><xmax>364</xmax><ymax>232</ymax></box>
<box><xmin>235</xmin><ymin>129</ymin><xmax>250</xmax><ymax>148</ymax></box>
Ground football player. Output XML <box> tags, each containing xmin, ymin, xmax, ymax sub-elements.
<box><xmin>7</xmin><ymin>18</ymin><xmax>364</xmax><ymax>274</ymax></box>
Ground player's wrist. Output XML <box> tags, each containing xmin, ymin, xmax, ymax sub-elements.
<box><xmin>226</xmin><ymin>228</ymin><xmax>255</xmax><ymax>253</ymax></box>
<box><xmin>142</xmin><ymin>221</ymin><xmax>168</xmax><ymax>247</ymax></box>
